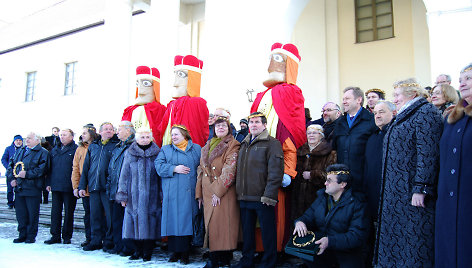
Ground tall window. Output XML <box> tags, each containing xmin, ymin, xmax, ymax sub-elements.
<box><xmin>355</xmin><ymin>0</ymin><xmax>394</xmax><ymax>43</ymax></box>
<box><xmin>64</xmin><ymin>61</ymin><xmax>77</xmax><ymax>95</ymax></box>
<box><xmin>25</xmin><ymin>71</ymin><xmax>36</xmax><ymax>102</ymax></box>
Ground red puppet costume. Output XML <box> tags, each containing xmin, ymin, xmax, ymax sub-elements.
<box><xmin>250</xmin><ymin>43</ymin><xmax>307</xmax><ymax>252</ymax></box>
<box><xmin>159</xmin><ymin>55</ymin><xmax>209</xmax><ymax>147</ymax></box>
<box><xmin>122</xmin><ymin>66</ymin><xmax>166</xmax><ymax>147</ymax></box>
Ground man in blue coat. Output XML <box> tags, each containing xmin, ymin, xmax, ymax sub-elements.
<box><xmin>333</xmin><ymin>87</ymin><xmax>377</xmax><ymax>194</ymax></box>
<box><xmin>2</xmin><ymin>135</ymin><xmax>23</xmax><ymax>209</ymax></box>
<box><xmin>44</xmin><ymin>129</ymin><xmax>78</xmax><ymax>245</ymax></box>
<box><xmin>293</xmin><ymin>164</ymin><xmax>368</xmax><ymax>267</ymax></box>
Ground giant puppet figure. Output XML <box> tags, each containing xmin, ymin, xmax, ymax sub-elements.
<box><xmin>250</xmin><ymin>42</ymin><xmax>307</xmax><ymax>252</ymax></box>
<box><xmin>122</xmin><ymin>66</ymin><xmax>166</xmax><ymax>147</ymax></box>
<box><xmin>159</xmin><ymin>55</ymin><xmax>209</xmax><ymax>147</ymax></box>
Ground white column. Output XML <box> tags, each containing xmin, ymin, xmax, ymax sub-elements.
<box><xmin>148</xmin><ymin>0</ymin><xmax>180</xmax><ymax>104</ymax></box>
<box><xmin>103</xmin><ymin>0</ymin><xmax>133</xmax><ymax>119</ymax></box>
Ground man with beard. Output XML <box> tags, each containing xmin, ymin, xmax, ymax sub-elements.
<box><xmin>2</xmin><ymin>135</ymin><xmax>24</xmax><ymax>209</ymax></box>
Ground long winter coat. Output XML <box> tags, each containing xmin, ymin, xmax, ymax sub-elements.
<box><xmin>155</xmin><ymin>140</ymin><xmax>201</xmax><ymax>237</ymax></box>
<box><xmin>375</xmin><ymin>98</ymin><xmax>443</xmax><ymax>267</ymax></box>
<box><xmin>291</xmin><ymin>140</ymin><xmax>336</xmax><ymax>223</ymax></box>
<box><xmin>333</xmin><ymin>107</ymin><xmax>377</xmax><ymax>192</ymax></box>
<box><xmin>196</xmin><ymin>135</ymin><xmax>240</xmax><ymax>251</ymax></box>
<box><xmin>435</xmin><ymin>100</ymin><xmax>472</xmax><ymax>267</ymax></box>
<box><xmin>115</xmin><ymin>142</ymin><xmax>162</xmax><ymax>240</ymax></box>
<box><xmin>46</xmin><ymin>141</ymin><xmax>78</xmax><ymax>192</ymax></box>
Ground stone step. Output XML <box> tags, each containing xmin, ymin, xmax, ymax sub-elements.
<box><xmin>0</xmin><ymin>188</ymin><xmax>86</xmax><ymax>230</ymax></box>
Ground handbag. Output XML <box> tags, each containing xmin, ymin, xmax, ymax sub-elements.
<box><xmin>192</xmin><ymin>207</ymin><xmax>205</xmax><ymax>247</ymax></box>
<box><xmin>284</xmin><ymin>231</ymin><xmax>319</xmax><ymax>262</ymax></box>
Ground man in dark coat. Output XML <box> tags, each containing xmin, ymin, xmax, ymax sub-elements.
<box><xmin>293</xmin><ymin>164</ymin><xmax>368</xmax><ymax>267</ymax></box>
<box><xmin>333</xmin><ymin>87</ymin><xmax>377</xmax><ymax>194</ymax></box>
<box><xmin>78</xmin><ymin>122</ymin><xmax>119</xmax><ymax>251</ymax></box>
<box><xmin>309</xmin><ymin>102</ymin><xmax>342</xmax><ymax>144</ymax></box>
<box><xmin>7</xmin><ymin>132</ymin><xmax>49</xmax><ymax>243</ymax></box>
<box><xmin>44</xmin><ymin>129</ymin><xmax>78</xmax><ymax>245</ymax></box>
<box><xmin>2</xmin><ymin>134</ymin><xmax>23</xmax><ymax>209</ymax></box>
<box><xmin>105</xmin><ymin>121</ymin><xmax>135</xmax><ymax>255</ymax></box>
<box><xmin>235</xmin><ymin>118</ymin><xmax>249</xmax><ymax>143</ymax></box>
<box><xmin>45</xmin><ymin>127</ymin><xmax>60</xmax><ymax>149</ymax></box>
<box><xmin>363</xmin><ymin>101</ymin><xmax>395</xmax><ymax>265</ymax></box>
<box><xmin>235</xmin><ymin>112</ymin><xmax>284</xmax><ymax>268</ymax></box>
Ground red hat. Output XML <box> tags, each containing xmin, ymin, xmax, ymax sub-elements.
<box><xmin>174</xmin><ymin>55</ymin><xmax>203</xmax><ymax>73</ymax></box>
<box><xmin>270</xmin><ymin>43</ymin><xmax>301</xmax><ymax>63</ymax></box>
<box><xmin>136</xmin><ymin>66</ymin><xmax>160</xmax><ymax>82</ymax></box>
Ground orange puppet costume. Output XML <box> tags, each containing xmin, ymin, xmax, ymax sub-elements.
<box><xmin>250</xmin><ymin>43</ymin><xmax>307</xmax><ymax>252</ymax></box>
<box><xmin>122</xmin><ymin>66</ymin><xmax>166</xmax><ymax>147</ymax></box>
<box><xmin>159</xmin><ymin>55</ymin><xmax>209</xmax><ymax>147</ymax></box>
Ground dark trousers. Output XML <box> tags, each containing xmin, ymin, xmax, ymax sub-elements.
<box><xmin>303</xmin><ymin>249</ymin><xmax>364</xmax><ymax>268</ymax></box>
<box><xmin>82</xmin><ymin>196</ymin><xmax>91</xmax><ymax>241</ymax></box>
<box><xmin>110</xmin><ymin>201</ymin><xmax>131</xmax><ymax>252</ymax></box>
<box><xmin>50</xmin><ymin>191</ymin><xmax>77</xmax><ymax>240</ymax></box>
<box><xmin>6</xmin><ymin>177</ymin><xmax>14</xmax><ymax>206</ymax></box>
<box><xmin>42</xmin><ymin>189</ymin><xmax>49</xmax><ymax>203</ymax></box>
<box><xmin>239</xmin><ymin>200</ymin><xmax>277</xmax><ymax>268</ymax></box>
<box><xmin>15</xmin><ymin>194</ymin><xmax>41</xmax><ymax>240</ymax></box>
<box><xmin>89</xmin><ymin>190</ymin><xmax>112</xmax><ymax>246</ymax></box>
<box><xmin>168</xmin><ymin>236</ymin><xmax>192</xmax><ymax>253</ymax></box>
<box><xmin>132</xmin><ymin>239</ymin><xmax>155</xmax><ymax>256</ymax></box>
<box><xmin>209</xmin><ymin>251</ymin><xmax>233</xmax><ymax>266</ymax></box>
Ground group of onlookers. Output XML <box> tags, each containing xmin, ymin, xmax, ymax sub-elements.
<box><xmin>2</xmin><ymin>63</ymin><xmax>471</xmax><ymax>267</ymax></box>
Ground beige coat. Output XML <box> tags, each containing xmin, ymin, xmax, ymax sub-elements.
<box><xmin>196</xmin><ymin>135</ymin><xmax>240</xmax><ymax>251</ymax></box>
<box><xmin>71</xmin><ymin>143</ymin><xmax>89</xmax><ymax>196</ymax></box>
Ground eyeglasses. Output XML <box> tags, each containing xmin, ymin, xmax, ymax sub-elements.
<box><xmin>321</xmin><ymin>108</ymin><xmax>339</xmax><ymax>113</ymax></box>
<box><xmin>325</xmin><ymin>178</ymin><xmax>337</xmax><ymax>184</ymax></box>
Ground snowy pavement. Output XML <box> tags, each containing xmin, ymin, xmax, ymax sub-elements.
<box><xmin>0</xmin><ymin>176</ymin><xmax>299</xmax><ymax>267</ymax></box>
<box><xmin>0</xmin><ymin>222</ymin><xmax>207</xmax><ymax>268</ymax></box>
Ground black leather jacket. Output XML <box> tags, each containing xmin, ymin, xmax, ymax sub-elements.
<box><xmin>78</xmin><ymin>135</ymin><xmax>119</xmax><ymax>193</ymax></box>
<box><xmin>7</xmin><ymin>144</ymin><xmax>49</xmax><ymax>196</ymax></box>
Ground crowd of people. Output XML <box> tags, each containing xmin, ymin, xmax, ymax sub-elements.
<box><xmin>2</xmin><ymin>47</ymin><xmax>471</xmax><ymax>268</ymax></box>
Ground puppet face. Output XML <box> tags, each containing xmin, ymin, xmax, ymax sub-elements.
<box><xmin>172</xmin><ymin>70</ymin><xmax>189</xmax><ymax>99</ymax></box>
<box><xmin>135</xmin><ymin>78</ymin><xmax>155</xmax><ymax>105</ymax></box>
<box><xmin>263</xmin><ymin>53</ymin><xmax>286</xmax><ymax>88</ymax></box>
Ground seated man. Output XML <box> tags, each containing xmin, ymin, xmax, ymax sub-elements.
<box><xmin>293</xmin><ymin>164</ymin><xmax>368</xmax><ymax>268</ymax></box>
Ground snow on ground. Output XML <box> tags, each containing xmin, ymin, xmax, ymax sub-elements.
<box><xmin>0</xmin><ymin>222</ymin><xmax>206</xmax><ymax>268</ymax></box>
